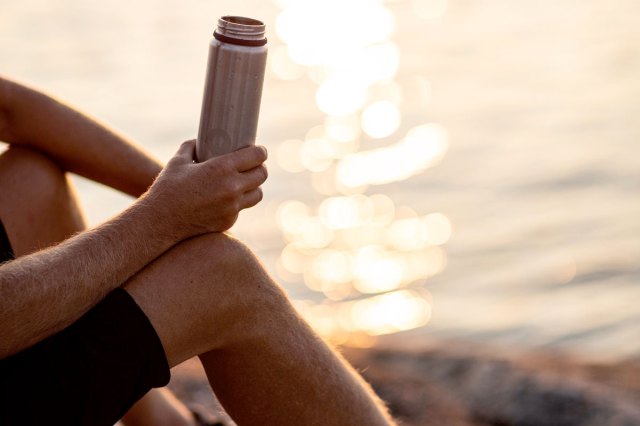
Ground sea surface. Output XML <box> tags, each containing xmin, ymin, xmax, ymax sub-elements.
<box><xmin>1</xmin><ymin>0</ymin><xmax>639</xmax><ymax>360</ymax></box>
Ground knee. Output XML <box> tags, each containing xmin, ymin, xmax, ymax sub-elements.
<box><xmin>0</xmin><ymin>146</ymin><xmax>67</xmax><ymax>206</ymax></box>
<box><xmin>196</xmin><ymin>233</ymin><xmax>287</xmax><ymax>303</ymax></box>
<box><xmin>189</xmin><ymin>233</ymin><xmax>291</xmax><ymax>335</ymax></box>
<box><xmin>126</xmin><ymin>232</ymin><xmax>294</xmax><ymax>362</ymax></box>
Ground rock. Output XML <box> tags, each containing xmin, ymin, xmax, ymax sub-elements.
<box><xmin>344</xmin><ymin>342</ymin><xmax>640</xmax><ymax>426</ymax></box>
<box><xmin>168</xmin><ymin>341</ymin><xmax>640</xmax><ymax>426</ymax></box>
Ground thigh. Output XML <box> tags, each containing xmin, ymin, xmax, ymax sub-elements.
<box><xmin>0</xmin><ymin>146</ymin><xmax>85</xmax><ymax>257</ymax></box>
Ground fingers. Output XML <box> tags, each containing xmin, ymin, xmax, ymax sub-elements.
<box><xmin>226</xmin><ymin>145</ymin><xmax>268</xmax><ymax>172</ymax></box>
<box><xmin>242</xmin><ymin>187</ymin><xmax>264</xmax><ymax>209</ymax></box>
<box><xmin>240</xmin><ymin>164</ymin><xmax>268</xmax><ymax>191</ymax></box>
<box><xmin>236</xmin><ymin>164</ymin><xmax>267</xmax><ymax>209</ymax></box>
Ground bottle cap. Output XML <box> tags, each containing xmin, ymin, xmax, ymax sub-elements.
<box><xmin>214</xmin><ymin>16</ymin><xmax>267</xmax><ymax>46</ymax></box>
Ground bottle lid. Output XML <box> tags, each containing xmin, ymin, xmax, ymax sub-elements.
<box><xmin>214</xmin><ymin>16</ymin><xmax>267</xmax><ymax>46</ymax></box>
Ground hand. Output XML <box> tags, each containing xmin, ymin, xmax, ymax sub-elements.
<box><xmin>145</xmin><ymin>140</ymin><xmax>268</xmax><ymax>239</ymax></box>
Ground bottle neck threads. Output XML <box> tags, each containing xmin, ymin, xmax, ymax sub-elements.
<box><xmin>214</xmin><ymin>16</ymin><xmax>267</xmax><ymax>46</ymax></box>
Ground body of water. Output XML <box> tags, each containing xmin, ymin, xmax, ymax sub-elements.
<box><xmin>1</xmin><ymin>0</ymin><xmax>639</xmax><ymax>360</ymax></box>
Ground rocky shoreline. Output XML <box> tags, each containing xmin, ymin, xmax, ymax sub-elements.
<box><xmin>168</xmin><ymin>341</ymin><xmax>640</xmax><ymax>426</ymax></box>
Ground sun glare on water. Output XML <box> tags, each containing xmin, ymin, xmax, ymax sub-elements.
<box><xmin>271</xmin><ymin>0</ymin><xmax>450</xmax><ymax>343</ymax></box>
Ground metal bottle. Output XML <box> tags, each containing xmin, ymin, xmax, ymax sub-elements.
<box><xmin>195</xmin><ymin>16</ymin><xmax>268</xmax><ymax>161</ymax></box>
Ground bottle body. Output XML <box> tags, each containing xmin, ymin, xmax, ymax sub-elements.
<box><xmin>196</xmin><ymin>17</ymin><xmax>268</xmax><ymax>161</ymax></box>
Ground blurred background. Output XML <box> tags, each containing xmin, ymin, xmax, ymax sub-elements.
<box><xmin>2</xmin><ymin>0</ymin><xmax>639</xmax><ymax>363</ymax></box>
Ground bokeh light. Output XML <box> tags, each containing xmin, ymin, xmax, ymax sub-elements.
<box><xmin>316</xmin><ymin>76</ymin><xmax>368</xmax><ymax>116</ymax></box>
<box><xmin>350</xmin><ymin>290</ymin><xmax>431</xmax><ymax>335</ymax></box>
<box><xmin>272</xmin><ymin>0</ymin><xmax>450</xmax><ymax>340</ymax></box>
<box><xmin>324</xmin><ymin>114</ymin><xmax>361</xmax><ymax>143</ymax></box>
<box><xmin>422</xmin><ymin>213</ymin><xmax>453</xmax><ymax>246</ymax></box>
<box><xmin>412</xmin><ymin>0</ymin><xmax>448</xmax><ymax>20</ymax></box>
<box><xmin>300</xmin><ymin>136</ymin><xmax>335</xmax><ymax>172</ymax></box>
<box><xmin>361</xmin><ymin>101</ymin><xmax>401</xmax><ymax>139</ymax></box>
<box><xmin>336</xmin><ymin>123</ymin><xmax>449</xmax><ymax>188</ymax></box>
<box><xmin>354</xmin><ymin>246</ymin><xmax>405</xmax><ymax>293</ymax></box>
<box><xmin>276</xmin><ymin>139</ymin><xmax>306</xmax><ymax>173</ymax></box>
<box><xmin>276</xmin><ymin>200</ymin><xmax>311</xmax><ymax>237</ymax></box>
<box><xmin>270</xmin><ymin>45</ymin><xmax>305</xmax><ymax>81</ymax></box>
<box><xmin>276</xmin><ymin>0</ymin><xmax>395</xmax><ymax>67</ymax></box>
<box><xmin>299</xmin><ymin>290</ymin><xmax>432</xmax><ymax>340</ymax></box>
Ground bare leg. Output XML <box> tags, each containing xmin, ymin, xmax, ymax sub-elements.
<box><xmin>125</xmin><ymin>233</ymin><xmax>394</xmax><ymax>426</ymax></box>
<box><xmin>0</xmin><ymin>146</ymin><xmax>86</xmax><ymax>256</ymax></box>
<box><xmin>0</xmin><ymin>146</ymin><xmax>195</xmax><ymax>426</ymax></box>
<box><xmin>120</xmin><ymin>388</ymin><xmax>196</xmax><ymax>426</ymax></box>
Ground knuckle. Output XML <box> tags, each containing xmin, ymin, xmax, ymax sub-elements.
<box><xmin>257</xmin><ymin>146</ymin><xmax>268</xmax><ymax>161</ymax></box>
<box><xmin>222</xmin><ymin>214</ymin><xmax>238</xmax><ymax>230</ymax></box>
<box><xmin>206</xmin><ymin>160</ymin><xmax>224</xmax><ymax>175</ymax></box>
<box><xmin>229</xmin><ymin>180</ymin><xmax>243</xmax><ymax>195</ymax></box>
<box><xmin>208</xmin><ymin>158</ymin><xmax>233</xmax><ymax>174</ymax></box>
<box><xmin>250</xmin><ymin>146</ymin><xmax>266</xmax><ymax>164</ymax></box>
<box><xmin>220</xmin><ymin>181</ymin><xmax>236</xmax><ymax>197</ymax></box>
<box><xmin>223</xmin><ymin>160</ymin><xmax>237</xmax><ymax>174</ymax></box>
<box><xmin>178</xmin><ymin>140</ymin><xmax>196</xmax><ymax>156</ymax></box>
<box><xmin>222</xmin><ymin>198</ymin><xmax>240</xmax><ymax>215</ymax></box>
<box><xmin>217</xmin><ymin>175</ymin><xmax>242</xmax><ymax>196</ymax></box>
<box><xmin>230</xmin><ymin>198</ymin><xmax>241</xmax><ymax>212</ymax></box>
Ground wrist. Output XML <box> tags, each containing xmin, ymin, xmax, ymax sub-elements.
<box><xmin>135</xmin><ymin>161</ymin><xmax>163</xmax><ymax>196</ymax></box>
<box><xmin>130</xmin><ymin>190</ymin><xmax>194</xmax><ymax>247</ymax></box>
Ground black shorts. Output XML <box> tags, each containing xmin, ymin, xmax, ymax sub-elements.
<box><xmin>0</xmin><ymin>220</ymin><xmax>171</xmax><ymax>425</ymax></box>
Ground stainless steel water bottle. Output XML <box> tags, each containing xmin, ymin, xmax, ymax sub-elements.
<box><xmin>195</xmin><ymin>16</ymin><xmax>268</xmax><ymax>161</ymax></box>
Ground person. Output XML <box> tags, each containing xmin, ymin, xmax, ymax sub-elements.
<box><xmin>0</xmin><ymin>76</ymin><xmax>395</xmax><ymax>426</ymax></box>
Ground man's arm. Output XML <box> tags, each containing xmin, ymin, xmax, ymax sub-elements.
<box><xmin>0</xmin><ymin>141</ymin><xmax>268</xmax><ymax>359</ymax></box>
<box><xmin>0</xmin><ymin>76</ymin><xmax>162</xmax><ymax>197</ymax></box>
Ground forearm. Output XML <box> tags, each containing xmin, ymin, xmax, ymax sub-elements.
<box><xmin>0</xmin><ymin>194</ymin><xmax>176</xmax><ymax>358</ymax></box>
<box><xmin>0</xmin><ymin>76</ymin><xmax>162</xmax><ymax>197</ymax></box>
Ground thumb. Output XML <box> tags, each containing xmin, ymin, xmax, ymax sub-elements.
<box><xmin>172</xmin><ymin>139</ymin><xmax>196</xmax><ymax>163</ymax></box>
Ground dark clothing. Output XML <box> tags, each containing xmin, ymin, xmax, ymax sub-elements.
<box><xmin>0</xmin><ymin>220</ymin><xmax>170</xmax><ymax>425</ymax></box>
<box><xmin>0</xmin><ymin>219</ymin><xmax>14</xmax><ymax>263</ymax></box>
